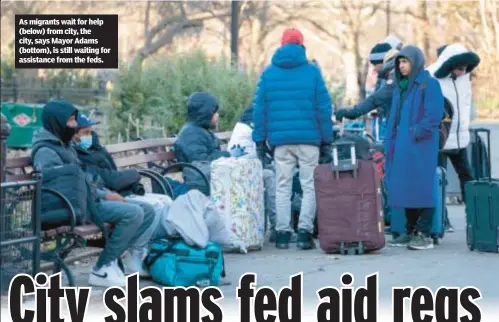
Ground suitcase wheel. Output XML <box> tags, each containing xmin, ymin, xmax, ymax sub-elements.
<box><xmin>340</xmin><ymin>242</ymin><xmax>365</xmax><ymax>255</ymax></box>
<box><xmin>432</xmin><ymin>237</ymin><xmax>439</xmax><ymax>245</ymax></box>
<box><xmin>468</xmin><ymin>244</ymin><xmax>474</xmax><ymax>251</ymax></box>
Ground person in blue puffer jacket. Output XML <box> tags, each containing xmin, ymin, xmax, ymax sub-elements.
<box><xmin>252</xmin><ymin>28</ymin><xmax>333</xmax><ymax>250</ymax></box>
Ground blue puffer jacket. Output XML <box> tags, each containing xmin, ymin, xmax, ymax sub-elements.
<box><xmin>252</xmin><ymin>44</ymin><xmax>333</xmax><ymax>147</ymax></box>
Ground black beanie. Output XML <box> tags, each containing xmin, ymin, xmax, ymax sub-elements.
<box><xmin>369</xmin><ymin>43</ymin><xmax>392</xmax><ymax>65</ymax></box>
<box><xmin>436</xmin><ymin>44</ymin><xmax>448</xmax><ymax>57</ymax></box>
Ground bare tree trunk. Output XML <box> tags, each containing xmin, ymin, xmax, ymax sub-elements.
<box><xmin>386</xmin><ymin>0</ymin><xmax>391</xmax><ymax>36</ymax></box>
<box><xmin>479</xmin><ymin>0</ymin><xmax>493</xmax><ymax>52</ymax></box>
<box><xmin>342</xmin><ymin>39</ymin><xmax>360</xmax><ymax>105</ymax></box>
<box><xmin>416</xmin><ymin>0</ymin><xmax>431</xmax><ymax>59</ymax></box>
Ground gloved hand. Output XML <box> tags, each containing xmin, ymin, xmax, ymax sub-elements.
<box><xmin>229</xmin><ymin>144</ymin><xmax>247</xmax><ymax>158</ymax></box>
<box><xmin>335</xmin><ymin>108</ymin><xmax>357</xmax><ymax>122</ymax></box>
<box><xmin>256</xmin><ymin>142</ymin><xmax>271</xmax><ymax>166</ymax></box>
<box><xmin>318</xmin><ymin>144</ymin><xmax>333</xmax><ymax>164</ymax></box>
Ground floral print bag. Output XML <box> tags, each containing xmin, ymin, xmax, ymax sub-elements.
<box><xmin>210</xmin><ymin>157</ymin><xmax>265</xmax><ymax>253</ymax></box>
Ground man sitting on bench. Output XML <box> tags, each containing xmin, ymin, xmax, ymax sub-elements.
<box><xmin>31</xmin><ymin>100</ymin><xmax>156</xmax><ymax>288</ymax></box>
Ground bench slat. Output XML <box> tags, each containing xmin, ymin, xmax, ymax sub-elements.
<box><xmin>5</xmin><ymin>157</ymin><xmax>31</xmax><ymax>169</ymax></box>
<box><xmin>113</xmin><ymin>151</ymin><xmax>175</xmax><ymax>168</ymax></box>
<box><xmin>6</xmin><ymin>174</ymin><xmax>32</xmax><ymax>181</ymax></box>
<box><xmin>106</xmin><ymin>137</ymin><xmax>175</xmax><ymax>154</ymax></box>
<box><xmin>5</xmin><ymin>132</ymin><xmax>233</xmax><ymax>176</ymax></box>
<box><xmin>105</xmin><ymin>131</ymin><xmax>231</xmax><ymax>154</ymax></box>
<box><xmin>215</xmin><ymin>131</ymin><xmax>232</xmax><ymax>141</ymax></box>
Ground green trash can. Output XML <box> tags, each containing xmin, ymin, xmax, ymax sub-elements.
<box><xmin>1</xmin><ymin>102</ymin><xmax>88</xmax><ymax>149</ymax></box>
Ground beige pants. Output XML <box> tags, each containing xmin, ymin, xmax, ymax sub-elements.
<box><xmin>274</xmin><ymin>145</ymin><xmax>319</xmax><ymax>233</ymax></box>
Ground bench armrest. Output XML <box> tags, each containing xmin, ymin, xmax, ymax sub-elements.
<box><xmin>40</xmin><ymin>187</ymin><xmax>77</xmax><ymax>234</ymax></box>
<box><xmin>160</xmin><ymin>162</ymin><xmax>210</xmax><ymax>196</ymax></box>
<box><xmin>136</xmin><ymin>168</ymin><xmax>173</xmax><ymax>196</ymax></box>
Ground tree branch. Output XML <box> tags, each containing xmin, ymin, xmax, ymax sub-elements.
<box><xmin>144</xmin><ymin>1</ymin><xmax>151</xmax><ymax>41</ymax></box>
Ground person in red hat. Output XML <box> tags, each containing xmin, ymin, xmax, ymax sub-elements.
<box><xmin>252</xmin><ymin>28</ymin><xmax>333</xmax><ymax>250</ymax></box>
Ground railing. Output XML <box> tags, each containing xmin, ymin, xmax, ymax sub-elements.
<box><xmin>0</xmin><ymin>114</ymin><xmax>41</xmax><ymax>295</ymax></box>
<box><xmin>0</xmin><ymin>179</ymin><xmax>41</xmax><ymax>295</ymax></box>
<box><xmin>1</xmin><ymin>86</ymin><xmax>108</xmax><ymax>106</ymax></box>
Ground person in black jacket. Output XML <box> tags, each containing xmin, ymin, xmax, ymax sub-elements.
<box><xmin>32</xmin><ymin>100</ymin><xmax>156</xmax><ymax>288</ymax></box>
<box><xmin>335</xmin><ymin>48</ymin><xmax>399</xmax><ymax>124</ymax></box>
<box><xmin>174</xmin><ymin>92</ymin><xmax>237</xmax><ymax>195</ymax></box>
<box><xmin>73</xmin><ymin>114</ymin><xmax>145</xmax><ymax>196</ymax></box>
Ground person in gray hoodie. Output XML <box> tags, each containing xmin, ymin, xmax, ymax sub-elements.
<box><xmin>31</xmin><ymin>100</ymin><xmax>156</xmax><ymax>288</ymax></box>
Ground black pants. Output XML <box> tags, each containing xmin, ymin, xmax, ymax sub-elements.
<box><xmin>438</xmin><ymin>148</ymin><xmax>474</xmax><ymax>201</ymax></box>
<box><xmin>406</xmin><ymin>208</ymin><xmax>428</xmax><ymax>234</ymax></box>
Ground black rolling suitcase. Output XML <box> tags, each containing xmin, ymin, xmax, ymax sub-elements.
<box><xmin>464</xmin><ymin>128</ymin><xmax>499</xmax><ymax>252</ymax></box>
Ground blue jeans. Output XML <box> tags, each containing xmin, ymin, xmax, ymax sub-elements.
<box><xmin>94</xmin><ymin>199</ymin><xmax>156</xmax><ymax>268</ymax></box>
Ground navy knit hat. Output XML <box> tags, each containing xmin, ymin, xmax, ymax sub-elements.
<box><xmin>369</xmin><ymin>43</ymin><xmax>393</xmax><ymax>65</ymax></box>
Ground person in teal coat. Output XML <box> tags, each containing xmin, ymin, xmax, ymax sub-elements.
<box><xmin>384</xmin><ymin>45</ymin><xmax>444</xmax><ymax>250</ymax></box>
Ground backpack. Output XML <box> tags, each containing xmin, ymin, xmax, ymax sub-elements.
<box><xmin>145</xmin><ymin>239</ymin><xmax>225</xmax><ymax>287</ymax></box>
<box><xmin>420</xmin><ymin>78</ymin><xmax>454</xmax><ymax>149</ymax></box>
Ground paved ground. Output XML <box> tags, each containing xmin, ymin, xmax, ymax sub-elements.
<box><xmin>2</xmin><ymin>205</ymin><xmax>498</xmax><ymax>321</ymax></box>
<box><xmin>2</xmin><ymin>121</ymin><xmax>498</xmax><ymax>321</ymax></box>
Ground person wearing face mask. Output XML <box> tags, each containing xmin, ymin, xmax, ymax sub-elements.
<box><xmin>73</xmin><ymin>114</ymin><xmax>148</xmax><ymax>197</ymax></box>
<box><xmin>427</xmin><ymin>44</ymin><xmax>481</xmax><ymax>232</ymax></box>
<box><xmin>31</xmin><ymin>100</ymin><xmax>157</xmax><ymax>288</ymax></box>
<box><xmin>73</xmin><ymin>113</ymin><xmax>176</xmax><ymax>237</ymax></box>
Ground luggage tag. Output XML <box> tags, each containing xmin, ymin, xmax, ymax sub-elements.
<box><xmin>330</xmin><ymin>120</ymin><xmax>358</xmax><ymax>179</ymax></box>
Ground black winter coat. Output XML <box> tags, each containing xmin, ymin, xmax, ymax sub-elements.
<box><xmin>74</xmin><ymin>131</ymin><xmax>144</xmax><ymax>196</ymax></box>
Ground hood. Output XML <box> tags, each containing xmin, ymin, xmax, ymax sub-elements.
<box><xmin>427</xmin><ymin>43</ymin><xmax>480</xmax><ymax>79</ymax></box>
<box><xmin>239</xmin><ymin>106</ymin><xmax>253</xmax><ymax>127</ymax></box>
<box><xmin>186</xmin><ymin>92</ymin><xmax>218</xmax><ymax>128</ymax></box>
<box><xmin>41</xmin><ymin>100</ymin><xmax>78</xmax><ymax>144</ymax></box>
<box><xmin>271</xmin><ymin>44</ymin><xmax>308</xmax><ymax>69</ymax></box>
<box><xmin>395</xmin><ymin>45</ymin><xmax>425</xmax><ymax>87</ymax></box>
<box><xmin>32</xmin><ymin>128</ymin><xmax>63</xmax><ymax>147</ymax></box>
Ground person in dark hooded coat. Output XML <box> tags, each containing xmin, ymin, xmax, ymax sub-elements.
<box><xmin>174</xmin><ymin>92</ymin><xmax>233</xmax><ymax>195</ymax></box>
<box><xmin>384</xmin><ymin>46</ymin><xmax>444</xmax><ymax>250</ymax></box>
<box><xmin>31</xmin><ymin>100</ymin><xmax>157</xmax><ymax>288</ymax></box>
<box><xmin>175</xmin><ymin>92</ymin><xmax>230</xmax><ymax>162</ymax></box>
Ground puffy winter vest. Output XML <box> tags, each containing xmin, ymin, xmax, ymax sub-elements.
<box><xmin>438</xmin><ymin>74</ymin><xmax>472</xmax><ymax>150</ymax></box>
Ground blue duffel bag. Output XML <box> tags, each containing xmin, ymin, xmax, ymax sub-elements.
<box><xmin>145</xmin><ymin>239</ymin><xmax>225</xmax><ymax>287</ymax></box>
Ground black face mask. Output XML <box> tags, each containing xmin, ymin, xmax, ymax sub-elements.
<box><xmin>60</xmin><ymin>127</ymin><xmax>77</xmax><ymax>144</ymax></box>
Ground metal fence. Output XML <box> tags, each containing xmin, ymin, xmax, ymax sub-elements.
<box><xmin>0</xmin><ymin>179</ymin><xmax>41</xmax><ymax>297</ymax></box>
<box><xmin>1</xmin><ymin>86</ymin><xmax>108</xmax><ymax>107</ymax></box>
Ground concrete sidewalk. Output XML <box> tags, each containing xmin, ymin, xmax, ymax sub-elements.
<box><xmin>2</xmin><ymin>206</ymin><xmax>499</xmax><ymax>322</ymax></box>
<box><xmin>2</xmin><ymin>204</ymin><xmax>498</xmax><ymax>321</ymax></box>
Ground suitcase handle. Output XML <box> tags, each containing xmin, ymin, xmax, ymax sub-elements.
<box><xmin>471</xmin><ymin>128</ymin><xmax>491</xmax><ymax>181</ymax></box>
<box><xmin>474</xmin><ymin>195</ymin><xmax>479</xmax><ymax>229</ymax></box>
<box><xmin>489</xmin><ymin>195</ymin><xmax>494</xmax><ymax>230</ymax></box>
<box><xmin>330</xmin><ymin>141</ymin><xmax>358</xmax><ymax>179</ymax></box>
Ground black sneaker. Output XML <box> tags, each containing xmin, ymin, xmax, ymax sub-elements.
<box><xmin>268</xmin><ymin>229</ymin><xmax>277</xmax><ymax>243</ymax></box>
<box><xmin>296</xmin><ymin>229</ymin><xmax>316</xmax><ymax>250</ymax></box>
<box><xmin>275</xmin><ymin>231</ymin><xmax>291</xmax><ymax>249</ymax></box>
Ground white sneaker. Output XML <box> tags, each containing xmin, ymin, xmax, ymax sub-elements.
<box><xmin>88</xmin><ymin>261</ymin><xmax>126</xmax><ymax>288</ymax></box>
<box><xmin>121</xmin><ymin>250</ymin><xmax>151</xmax><ymax>278</ymax></box>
